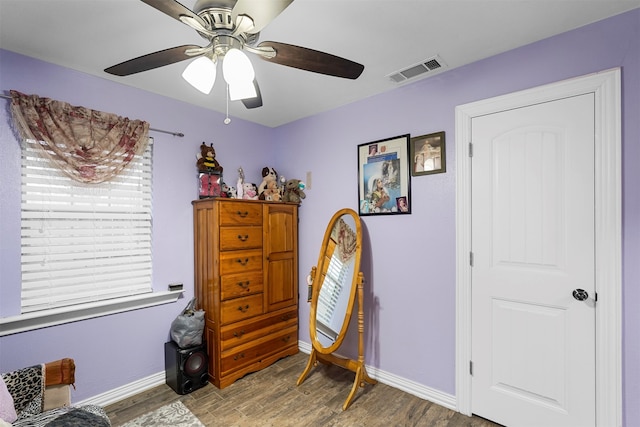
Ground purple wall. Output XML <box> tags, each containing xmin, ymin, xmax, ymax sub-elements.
<box><xmin>1</xmin><ymin>8</ymin><xmax>639</xmax><ymax>426</ymax></box>
<box><xmin>278</xmin><ymin>9</ymin><xmax>639</xmax><ymax>426</ymax></box>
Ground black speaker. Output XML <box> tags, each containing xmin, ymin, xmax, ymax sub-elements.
<box><xmin>164</xmin><ymin>341</ymin><xmax>208</xmax><ymax>395</ymax></box>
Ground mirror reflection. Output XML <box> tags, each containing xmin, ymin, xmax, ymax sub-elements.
<box><xmin>315</xmin><ymin>215</ymin><xmax>358</xmax><ymax>347</ymax></box>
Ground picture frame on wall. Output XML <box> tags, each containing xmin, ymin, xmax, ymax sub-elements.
<box><xmin>357</xmin><ymin>134</ymin><xmax>411</xmax><ymax>216</ymax></box>
<box><xmin>410</xmin><ymin>131</ymin><xmax>446</xmax><ymax>176</ymax></box>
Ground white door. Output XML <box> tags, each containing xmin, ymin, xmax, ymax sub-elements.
<box><xmin>471</xmin><ymin>94</ymin><xmax>596</xmax><ymax>427</ymax></box>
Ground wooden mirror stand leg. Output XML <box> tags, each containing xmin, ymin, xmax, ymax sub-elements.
<box><xmin>296</xmin><ymin>266</ymin><xmax>318</xmax><ymax>387</ymax></box>
<box><xmin>296</xmin><ymin>348</ymin><xmax>317</xmax><ymax>387</ymax></box>
<box><xmin>297</xmin><ymin>272</ymin><xmax>377</xmax><ymax>410</ymax></box>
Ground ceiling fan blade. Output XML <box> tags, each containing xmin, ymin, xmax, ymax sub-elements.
<box><xmin>232</xmin><ymin>0</ymin><xmax>294</xmax><ymax>34</ymax></box>
<box><xmin>104</xmin><ymin>45</ymin><xmax>203</xmax><ymax>76</ymax></box>
<box><xmin>242</xmin><ymin>80</ymin><xmax>263</xmax><ymax>109</ymax></box>
<box><xmin>140</xmin><ymin>0</ymin><xmax>208</xmax><ymax>29</ymax></box>
<box><xmin>257</xmin><ymin>41</ymin><xmax>364</xmax><ymax>80</ymax></box>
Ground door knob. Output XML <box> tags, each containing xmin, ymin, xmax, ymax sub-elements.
<box><xmin>572</xmin><ymin>289</ymin><xmax>589</xmax><ymax>301</ymax></box>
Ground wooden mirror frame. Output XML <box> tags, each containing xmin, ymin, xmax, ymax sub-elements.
<box><xmin>297</xmin><ymin>208</ymin><xmax>376</xmax><ymax>410</ymax></box>
<box><xmin>310</xmin><ymin>208</ymin><xmax>361</xmax><ymax>354</ymax></box>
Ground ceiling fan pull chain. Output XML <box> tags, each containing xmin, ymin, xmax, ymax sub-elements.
<box><xmin>224</xmin><ymin>84</ymin><xmax>231</xmax><ymax>125</ymax></box>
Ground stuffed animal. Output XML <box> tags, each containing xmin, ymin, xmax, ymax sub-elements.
<box><xmin>242</xmin><ymin>182</ymin><xmax>259</xmax><ymax>200</ymax></box>
<box><xmin>257</xmin><ymin>167</ymin><xmax>278</xmax><ymax>198</ymax></box>
<box><xmin>220</xmin><ymin>182</ymin><xmax>228</xmax><ymax>198</ymax></box>
<box><xmin>196</xmin><ymin>142</ymin><xmax>223</xmax><ymax>173</ymax></box>
<box><xmin>282</xmin><ymin>179</ymin><xmax>306</xmax><ymax>204</ymax></box>
<box><xmin>259</xmin><ymin>179</ymin><xmax>281</xmax><ymax>201</ymax></box>
<box><xmin>221</xmin><ymin>182</ymin><xmax>235</xmax><ymax>198</ymax></box>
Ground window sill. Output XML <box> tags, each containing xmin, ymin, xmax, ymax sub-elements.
<box><xmin>0</xmin><ymin>290</ymin><xmax>183</xmax><ymax>337</ymax></box>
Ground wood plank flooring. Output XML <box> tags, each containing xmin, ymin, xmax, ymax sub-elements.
<box><xmin>105</xmin><ymin>352</ymin><xmax>502</xmax><ymax>426</ymax></box>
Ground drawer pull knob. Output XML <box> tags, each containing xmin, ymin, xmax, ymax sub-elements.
<box><xmin>233</xmin><ymin>353</ymin><xmax>245</xmax><ymax>361</ymax></box>
<box><xmin>236</xmin><ymin>258</ymin><xmax>249</xmax><ymax>265</ymax></box>
<box><xmin>237</xmin><ymin>234</ymin><xmax>249</xmax><ymax>242</ymax></box>
<box><xmin>282</xmin><ymin>335</ymin><xmax>291</xmax><ymax>343</ymax></box>
<box><xmin>281</xmin><ymin>314</ymin><xmax>291</xmax><ymax>321</ymax></box>
<box><xmin>236</xmin><ymin>211</ymin><xmax>249</xmax><ymax>218</ymax></box>
<box><xmin>234</xmin><ymin>330</ymin><xmax>246</xmax><ymax>338</ymax></box>
<box><xmin>238</xmin><ymin>304</ymin><xmax>250</xmax><ymax>313</ymax></box>
<box><xmin>237</xmin><ymin>281</ymin><xmax>250</xmax><ymax>289</ymax></box>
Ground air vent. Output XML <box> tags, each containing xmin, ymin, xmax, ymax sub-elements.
<box><xmin>386</xmin><ymin>55</ymin><xmax>447</xmax><ymax>84</ymax></box>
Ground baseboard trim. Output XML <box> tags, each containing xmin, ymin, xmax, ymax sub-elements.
<box><xmin>78</xmin><ymin>342</ymin><xmax>456</xmax><ymax>411</ymax></box>
<box><xmin>368</xmin><ymin>366</ymin><xmax>456</xmax><ymax>410</ymax></box>
<box><xmin>297</xmin><ymin>341</ymin><xmax>456</xmax><ymax>410</ymax></box>
<box><xmin>76</xmin><ymin>371</ymin><xmax>166</xmax><ymax>407</ymax></box>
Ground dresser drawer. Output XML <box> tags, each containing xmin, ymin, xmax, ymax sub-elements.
<box><xmin>221</xmin><ymin>271</ymin><xmax>263</xmax><ymax>300</ymax></box>
<box><xmin>220</xmin><ymin>325</ymin><xmax>298</xmax><ymax>374</ymax></box>
<box><xmin>219</xmin><ymin>202</ymin><xmax>262</xmax><ymax>226</ymax></box>
<box><xmin>220</xmin><ymin>293</ymin><xmax>263</xmax><ymax>324</ymax></box>
<box><xmin>219</xmin><ymin>226</ymin><xmax>262</xmax><ymax>251</ymax></box>
<box><xmin>220</xmin><ymin>250</ymin><xmax>262</xmax><ymax>275</ymax></box>
<box><xmin>220</xmin><ymin>307</ymin><xmax>297</xmax><ymax>351</ymax></box>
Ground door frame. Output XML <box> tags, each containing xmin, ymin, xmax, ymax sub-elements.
<box><xmin>455</xmin><ymin>68</ymin><xmax>621</xmax><ymax>426</ymax></box>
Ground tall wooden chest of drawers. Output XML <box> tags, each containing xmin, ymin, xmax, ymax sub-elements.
<box><xmin>192</xmin><ymin>199</ymin><xmax>299</xmax><ymax>388</ymax></box>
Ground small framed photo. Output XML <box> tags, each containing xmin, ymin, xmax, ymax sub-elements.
<box><xmin>357</xmin><ymin>134</ymin><xmax>411</xmax><ymax>216</ymax></box>
<box><xmin>396</xmin><ymin>196</ymin><xmax>409</xmax><ymax>213</ymax></box>
<box><xmin>410</xmin><ymin>131</ymin><xmax>446</xmax><ymax>176</ymax></box>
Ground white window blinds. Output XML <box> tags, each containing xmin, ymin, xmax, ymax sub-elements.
<box><xmin>20</xmin><ymin>138</ymin><xmax>153</xmax><ymax>313</ymax></box>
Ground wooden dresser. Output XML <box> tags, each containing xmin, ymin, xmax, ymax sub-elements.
<box><xmin>192</xmin><ymin>198</ymin><xmax>299</xmax><ymax>388</ymax></box>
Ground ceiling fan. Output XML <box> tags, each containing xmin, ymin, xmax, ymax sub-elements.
<box><xmin>104</xmin><ymin>0</ymin><xmax>365</xmax><ymax>109</ymax></box>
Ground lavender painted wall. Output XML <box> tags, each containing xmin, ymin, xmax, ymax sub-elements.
<box><xmin>1</xmin><ymin>8</ymin><xmax>639</xmax><ymax>426</ymax></box>
<box><xmin>0</xmin><ymin>49</ymin><xmax>277</xmax><ymax>401</ymax></box>
<box><xmin>278</xmin><ymin>9</ymin><xmax>639</xmax><ymax>426</ymax></box>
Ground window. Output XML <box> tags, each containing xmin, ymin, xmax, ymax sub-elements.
<box><xmin>20</xmin><ymin>138</ymin><xmax>153</xmax><ymax>313</ymax></box>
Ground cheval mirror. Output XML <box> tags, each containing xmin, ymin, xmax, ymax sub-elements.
<box><xmin>296</xmin><ymin>208</ymin><xmax>376</xmax><ymax>410</ymax></box>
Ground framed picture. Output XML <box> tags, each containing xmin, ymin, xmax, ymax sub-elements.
<box><xmin>410</xmin><ymin>131</ymin><xmax>446</xmax><ymax>176</ymax></box>
<box><xmin>357</xmin><ymin>134</ymin><xmax>411</xmax><ymax>215</ymax></box>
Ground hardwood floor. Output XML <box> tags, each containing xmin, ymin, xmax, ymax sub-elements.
<box><xmin>105</xmin><ymin>351</ymin><xmax>502</xmax><ymax>426</ymax></box>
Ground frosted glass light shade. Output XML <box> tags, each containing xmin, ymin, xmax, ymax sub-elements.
<box><xmin>223</xmin><ymin>48</ymin><xmax>255</xmax><ymax>86</ymax></box>
<box><xmin>182</xmin><ymin>57</ymin><xmax>217</xmax><ymax>94</ymax></box>
<box><xmin>228</xmin><ymin>81</ymin><xmax>257</xmax><ymax>100</ymax></box>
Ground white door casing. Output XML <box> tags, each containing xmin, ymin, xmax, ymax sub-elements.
<box><xmin>455</xmin><ymin>69</ymin><xmax>621</xmax><ymax>426</ymax></box>
<box><xmin>471</xmin><ymin>94</ymin><xmax>595</xmax><ymax>426</ymax></box>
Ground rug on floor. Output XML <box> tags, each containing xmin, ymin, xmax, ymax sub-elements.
<box><xmin>120</xmin><ymin>400</ymin><xmax>204</xmax><ymax>427</ymax></box>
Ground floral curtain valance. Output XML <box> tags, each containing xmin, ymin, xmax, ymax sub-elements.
<box><xmin>10</xmin><ymin>90</ymin><xmax>150</xmax><ymax>183</ymax></box>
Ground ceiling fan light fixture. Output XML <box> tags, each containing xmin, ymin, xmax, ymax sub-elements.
<box><xmin>182</xmin><ymin>56</ymin><xmax>217</xmax><ymax>94</ymax></box>
<box><xmin>222</xmin><ymin>48</ymin><xmax>255</xmax><ymax>86</ymax></box>
<box><xmin>228</xmin><ymin>81</ymin><xmax>257</xmax><ymax>101</ymax></box>
<box><xmin>105</xmin><ymin>0</ymin><xmax>364</xmax><ymax>110</ymax></box>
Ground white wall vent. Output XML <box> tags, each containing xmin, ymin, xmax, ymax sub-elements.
<box><xmin>386</xmin><ymin>55</ymin><xmax>447</xmax><ymax>83</ymax></box>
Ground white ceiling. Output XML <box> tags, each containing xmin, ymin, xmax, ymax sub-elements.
<box><xmin>1</xmin><ymin>0</ymin><xmax>638</xmax><ymax>127</ymax></box>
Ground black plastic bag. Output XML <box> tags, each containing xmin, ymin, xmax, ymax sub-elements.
<box><xmin>170</xmin><ymin>298</ymin><xmax>205</xmax><ymax>348</ymax></box>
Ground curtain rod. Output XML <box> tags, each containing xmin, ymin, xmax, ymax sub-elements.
<box><xmin>0</xmin><ymin>93</ymin><xmax>184</xmax><ymax>137</ymax></box>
